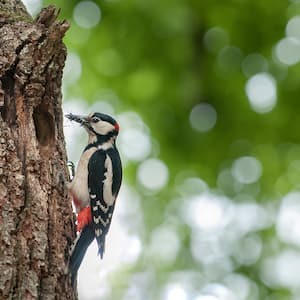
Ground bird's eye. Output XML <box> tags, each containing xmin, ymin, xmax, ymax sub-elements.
<box><xmin>92</xmin><ymin>117</ymin><xmax>100</xmax><ymax>123</ymax></box>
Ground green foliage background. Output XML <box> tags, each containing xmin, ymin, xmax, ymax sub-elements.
<box><xmin>40</xmin><ymin>0</ymin><xmax>300</xmax><ymax>299</ymax></box>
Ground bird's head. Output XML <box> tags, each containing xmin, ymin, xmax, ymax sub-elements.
<box><xmin>66</xmin><ymin>112</ymin><xmax>120</xmax><ymax>144</ymax></box>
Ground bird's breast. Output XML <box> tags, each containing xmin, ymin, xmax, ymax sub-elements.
<box><xmin>68</xmin><ymin>147</ymin><xmax>97</xmax><ymax>211</ymax></box>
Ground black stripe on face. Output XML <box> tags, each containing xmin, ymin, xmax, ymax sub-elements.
<box><xmin>92</xmin><ymin>113</ymin><xmax>117</xmax><ymax>126</ymax></box>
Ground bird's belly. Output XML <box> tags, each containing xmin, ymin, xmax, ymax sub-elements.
<box><xmin>69</xmin><ymin>174</ymin><xmax>90</xmax><ymax>211</ymax></box>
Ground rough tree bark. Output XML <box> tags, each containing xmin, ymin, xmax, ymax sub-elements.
<box><xmin>0</xmin><ymin>1</ymin><xmax>76</xmax><ymax>299</ymax></box>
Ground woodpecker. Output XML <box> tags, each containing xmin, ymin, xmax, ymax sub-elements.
<box><xmin>66</xmin><ymin>112</ymin><xmax>122</xmax><ymax>286</ymax></box>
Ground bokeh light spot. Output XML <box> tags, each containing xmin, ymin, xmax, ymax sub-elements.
<box><xmin>137</xmin><ymin>158</ymin><xmax>169</xmax><ymax>191</ymax></box>
<box><xmin>149</xmin><ymin>225</ymin><xmax>180</xmax><ymax>264</ymax></box>
<box><xmin>261</xmin><ymin>250</ymin><xmax>300</xmax><ymax>289</ymax></box>
<box><xmin>232</xmin><ymin>202</ymin><xmax>271</xmax><ymax>235</ymax></box>
<box><xmin>276</xmin><ymin>250</ymin><xmax>300</xmax><ymax>288</ymax></box>
<box><xmin>242</xmin><ymin>53</ymin><xmax>268</xmax><ymax>77</ymax></box>
<box><xmin>123</xmin><ymin>235</ymin><xmax>142</xmax><ymax>264</ymax></box>
<box><xmin>201</xmin><ymin>283</ymin><xmax>237</xmax><ymax>300</ymax></box>
<box><xmin>286</xmin><ymin>16</ymin><xmax>300</xmax><ymax>40</ymax></box>
<box><xmin>118</xmin><ymin>111</ymin><xmax>146</xmax><ymax>131</ymax></box>
<box><xmin>195</xmin><ymin>296</ymin><xmax>219</xmax><ymax>300</ymax></box>
<box><xmin>217</xmin><ymin>46</ymin><xmax>243</xmax><ymax>73</ymax></box>
<box><xmin>22</xmin><ymin>0</ymin><xmax>42</xmax><ymax>16</ymax></box>
<box><xmin>231</xmin><ymin>156</ymin><xmax>262</xmax><ymax>184</ymax></box>
<box><xmin>275</xmin><ymin>37</ymin><xmax>300</xmax><ymax>65</ymax></box>
<box><xmin>117</xmin><ymin>111</ymin><xmax>152</xmax><ymax>162</ymax></box>
<box><xmin>164</xmin><ymin>284</ymin><xmax>187</xmax><ymax>300</ymax></box>
<box><xmin>190</xmin><ymin>234</ymin><xmax>225</xmax><ymax>265</ymax></box>
<box><xmin>90</xmin><ymin>101</ymin><xmax>115</xmax><ymax>116</ymax></box>
<box><xmin>178</xmin><ymin>177</ymin><xmax>208</xmax><ymax>196</ymax></box>
<box><xmin>63</xmin><ymin>53</ymin><xmax>82</xmax><ymax>85</ymax></box>
<box><xmin>224</xmin><ymin>273</ymin><xmax>254</xmax><ymax>300</ymax></box>
<box><xmin>189</xmin><ymin>103</ymin><xmax>217</xmax><ymax>132</ymax></box>
<box><xmin>233</xmin><ymin>234</ymin><xmax>262</xmax><ymax>265</ymax></box>
<box><xmin>119</xmin><ymin>128</ymin><xmax>151</xmax><ymax>162</ymax></box>
<box><xmin>73</xmin><ymin>1</ymin><xmax>101</xmax><ymax>29</ymax></box>
<box><xmin>277</xmin><ymin>191</ymin><xmax>300</xmax><ymax>246</ymax></box>
<box><xmin>203</xmin><ymin>27</ymin><xmax>229</xmax><ymax>53</ymax></box>
<box><xmin>183</xmin><ymin>193</ymin><xmax>232</xmax><ymax>231</ymax></box>
<box><xmin>245</xmin><ymin>73</ymin><xmax>277</xmax><ymax>113</ymax></box>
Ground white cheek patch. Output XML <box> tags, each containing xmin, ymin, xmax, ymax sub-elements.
<box><xmin>93</xmin><ymin>121</ymin><xmax>115</xmax><ymax>135</ymax></box>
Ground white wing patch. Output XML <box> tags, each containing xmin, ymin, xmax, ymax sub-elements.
<box><xmin>95</xmin><ymin>200</ymin><xmax>109</xmax><ymax>213</ymax></box>
<box><xmin>98</xmin><ymin>215</ymin><xmax>110</xmax><ymax>227</ymax></box>
<box><xmin>102</xmin><ymin>154</ymin><xmax>115</xmax><ymax>206</ymax></box>
<box><xmin>92</xmin><ymin>215</ymin><xmax>111</xmax><ymax>226</ymax></box>
<box><xmin>95</xmin><ymin>229</ymin><xmax>102</xmax><ymax>237</ymax></box>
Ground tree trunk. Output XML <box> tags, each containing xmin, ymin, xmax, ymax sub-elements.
<box><xmin>0</xmin><ymin>2</ymin><xmax>76</xmax><ymax>299</ymax></box>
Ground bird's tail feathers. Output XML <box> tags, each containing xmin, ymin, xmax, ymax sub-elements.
<box><xmin>96</xmin><ymin>236</ymin><xmax>105</xmax><ymax>259</ymax></box>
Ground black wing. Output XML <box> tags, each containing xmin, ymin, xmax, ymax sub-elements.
<box><xmin>88</xmin><ymin>148</ymin><xmax>122</xmax><ymax>258</ymax></box>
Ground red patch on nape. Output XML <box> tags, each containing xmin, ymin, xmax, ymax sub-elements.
<box><xmin>77</xmin><ymin>206</ymin><xmax>92</xmax><ymax>232</ymax></box>
<box><xmin>114</xmin><ymin>123</ymin><xmax>120</xmax><ymax>132</ymax></box>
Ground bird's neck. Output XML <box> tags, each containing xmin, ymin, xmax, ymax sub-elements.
<box><xmin>85</xmin><ymin>134</ymin><xmax>116</xmax><ymax>151</ymax></box>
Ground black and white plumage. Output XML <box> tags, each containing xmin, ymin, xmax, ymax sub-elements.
<box><xmin>66</xmin><ymin>112</ymin><xmax>122</xmax><ymax>286</ymax></box>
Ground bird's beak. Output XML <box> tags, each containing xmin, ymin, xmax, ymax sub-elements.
<box><xmin>65</xmin><ymin>113</ymin><xmax>90</xmax><ymax>126</ymax></box>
